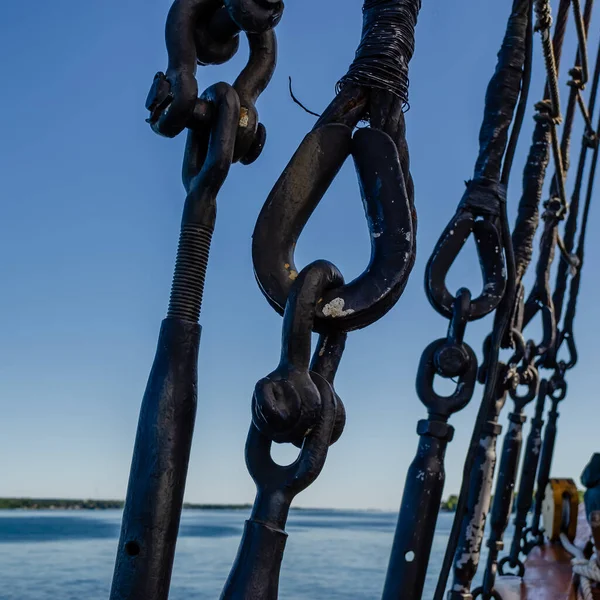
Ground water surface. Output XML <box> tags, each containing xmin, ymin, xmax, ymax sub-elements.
<box><xmin>0</xmin><ymin>509</ymin><xmax>513</xmax><ymax>599</ymax></box>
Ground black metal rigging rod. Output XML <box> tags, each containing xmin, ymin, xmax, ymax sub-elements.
<box><xmin>483</xmin><ymin>0</ymin><xmax>596</xmax><ymax>581</ymax></box>
<box><xmin>109</xmin><ymin>2</ymin><xmax>284</xmax><ymax>599</ymax></box>
<box><xmin>429</xmin><ymin>0</ymin><xmax>533</xmax><ymax>598</ymax></box>
<box><xmin>500</xmin><ymin>0</ymin><xmax>596</xmax><ymax>574</ymax></box>
<box><xmin>525</xmin><ymin>32</ymin><xmax>600</xmax><ymax>553</ymax></box>
<box><xmin>224</xmin><ymin>1</ymin><xmax>424</xmax><ymax>598</ymax></box>
<box><xmin>381</xmin><ymin>1</ymin><xmax>531</xmax><ymax>599</ymax></box>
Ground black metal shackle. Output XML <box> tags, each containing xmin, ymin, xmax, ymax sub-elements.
<box><xmin>548</xmin><ymin>370</ymin><xmax>568</xmax><ymax>401</ymax></box>
<box><xmin>246</xmin><ymin>371</ymin><xmax>339</xmax><ymax>517</ymax></box>
<box><xmin>416</xmin><ymin>289</ymin><xmax>479</xmax><ymax>419</ymax></box>
<box><xmin>221</xmin><ymin>372</ymin><xmax>340</xmax><ymax>600</ymax></box>
<box><xmin>425</xmin><ymin>179</ymin><xmax>508</xmax><ymax>322</ymax></box>
<box><xmin>508</xmin><ymin>337</ymin><xmax>540</xmax><ymax>408</ymax></box>
<box><xmin>145</xmin><ymin>0</ymin><xmax>282</xmax><ymax>164</ymax></box>
<box><xmin>252</xmin><ymin>122</ymin><xmax>414</xmax><ymax>333</ymax></box>
<box><xmin>252</xmin><ymin>260</ymin><xmax>347</xmax><ymax>447</ymax></box>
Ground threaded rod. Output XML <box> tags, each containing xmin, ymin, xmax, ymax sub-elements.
<box><xmin>167</xmin><ymin>225</ymin><xmax>213</xmax><ymax>322</ymax></box>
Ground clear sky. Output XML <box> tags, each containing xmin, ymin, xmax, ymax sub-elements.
<box><xmin>1</xmin><ymin>1</ymin><xmax>599</xmax><ymax>511</ymax></box>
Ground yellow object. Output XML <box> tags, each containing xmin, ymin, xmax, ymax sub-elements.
<box><xmin>542</xmin><ymin>478</ymin><xmax>579</xmax><ymax>542</ymax></box>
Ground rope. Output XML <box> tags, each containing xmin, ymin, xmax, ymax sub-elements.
<box><xmin>432</xmin><ymin>2</ymin><xmax>532</xmax><ymax>597</ymax></box>
<box><xmin>511</xmin><ymin>0</ymin><xmax>570</xmax><ymax>283</ymax></box>
<box><xmin>554</xmin><ymin>34</ymin><xmax>600</xmax><ymax>326</ymax></box>
<box><xmin>560</xmin><ymin>533</ymin><xmax>600</xmax><ymax>600</ymax></box>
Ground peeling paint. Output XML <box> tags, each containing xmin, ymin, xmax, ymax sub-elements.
<box><xmin>454</xmin><ymin>435</ymin><xmax>496</xmax><ymax>576</ymax></box>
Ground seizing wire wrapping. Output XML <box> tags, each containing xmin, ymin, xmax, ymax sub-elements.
<box><xmin>337</xmin><ymin>0</ymin><xmax>422</xmax><ymax>108</ymax></box>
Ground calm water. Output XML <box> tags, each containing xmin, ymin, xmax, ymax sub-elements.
<box><xmin>0</xmin><ymin>509</ymin><xmax>513</xmax><ymax>599</ymax></box>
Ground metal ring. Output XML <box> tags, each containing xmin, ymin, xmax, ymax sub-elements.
<box><xmin>509</xmin><ymin>365</ymin><xmax>539</xmax><ymax>408</ymax></box>
<box><xmin>498</xmin><ymin>556</ymin><xmax>525</xmax><ymax>578</ymax></box>
<box><xmin>416</xmin><ymin>339</ymin><xmax>478</xmax><ymax>417</ymax></box>
<box><xmin>549</xmin><ymin>376</ymin><xmax>567</xmax><ymax>401</ymax></box>
<box><xmin>472</xmin><ymin>587</ymin><xmax>504</xmax><ymax>600</ymax></box>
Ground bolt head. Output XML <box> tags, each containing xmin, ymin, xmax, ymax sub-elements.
<box><xmin>434</xmin><ymin>343</ymin><xmax>469</xmax><ymax>378</ymax></box>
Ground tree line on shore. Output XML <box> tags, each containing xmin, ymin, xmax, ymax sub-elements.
<box><xmin>0</xmin><ymin>491</ymin><xmax>584</xmax><ymax>512</ymax></box>
<box><xmin>0</xmin><ymin>498</ymin><xmax>252</xmax><ymax>510</ymax></box>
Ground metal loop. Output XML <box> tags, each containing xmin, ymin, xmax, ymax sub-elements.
<box><xmin>434</xmin><ymin>289</ymin><xmax>473</xmax><ymax>378</ymax></box>
<box><xmin>181</xmin><ymin>83</ymin><xmax>239</xmax><ymax>205</ymax></box>
<box><xmin>523</xmin><ymin>526</ymin><xmax>545</xmax><ymax>552</ymax></box>
<box><xmin>523</xmin><ymin>292</ymin><xmax>556</xmax><ymax>361</ymax></box>
<box><xmin>557</xmin><ymin>329</ymin><xmax>578</xmax><ymax>370</ymax></box>
<box><xmin>509</xmin><ymin>365</ymin><xmax>539</xmax><ymax>409</ymax></box>
<box><xmin>425</xmin><ymin>205</ymin><xmax>506</xmax><ymax>321</ymax></box>
<box><xmin>472</xmin><ymin>586</ymin><xmax>504</xmax><ymax>600</ymax></box>
<box><xmin>507</xmin><ymin>328</ymin><xmax>528</xmax><ymax>367</ymax></box>
<box><xmin>146</xmin><ymin>0</ymin><xmax>278</xmax><ymax>166</ymax></box>
<box><xmin>416</xmin><ymin>338</ymin><xmax>478</xmax><ymax>418</ymax></box>
<box><xmin>252</xmin><ymin>261</ymin><xmax>347</xmax><ymax>447</ymax></box>
<box><xmin>246</xmin><ymin>374</ymin><xmax>339</xmax><ymax>494</ymax></box>
<box><xmin>194</xmin><ymin>5</ymin><xmax>241</xmax><ymax>67</ymax></box>
<box><xmin>252</xmin><ymin>125</ymin><xmax>415</xmax><ymax>332</ymax></box>
<box><xmin>224</xmin><ymin>0</ymin><xmax>283</xmax><ymax>33</ymax></box>
<box><xmin>548</xmin><ymin>374</ymin><xmax>567</xmax><ymax>401</ymax></box>
<box><xmin>498</xmin><ymin>556</ymin><xmax>525</xmax><ymax>578</ymax></box>
<box><xmin>231</xmin><ymin>31</ymin><xmax>277</xmax><ymax>163</ymax></box>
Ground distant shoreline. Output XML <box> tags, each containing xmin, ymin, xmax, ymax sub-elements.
<box><xmin>0</xmin><ymin>498</ymin><xmax>253</xmax><ymax>511</ymax></box>
<box><xmin>0</xmin><ymin>497</ymin><xmax>466</xmax><ymax>512</ymax></box>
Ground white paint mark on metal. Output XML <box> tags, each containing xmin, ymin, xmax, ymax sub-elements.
<box><xmin>322</xmin><ymin>297</ymin><xmax>355</xmax><ymax>318</ymax></box>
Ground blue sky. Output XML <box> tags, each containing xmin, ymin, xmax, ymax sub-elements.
<box><xmin>1</xmin><ymin>1</ymin><xmax>599</xmax><ymax>510</ymax></box>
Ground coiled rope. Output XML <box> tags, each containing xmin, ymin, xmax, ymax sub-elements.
<box><xmin>560</xmin><ymin>532</ymin><xmax>600</xmax><ymax>600</ymax></box>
